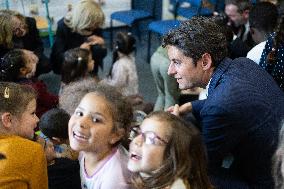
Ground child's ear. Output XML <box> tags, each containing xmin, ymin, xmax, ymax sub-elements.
<box><xmin>1</xmin><ymin>113</ymin><xmax>13</xmax><ymax>129</ymax></box>
<box><xmin>19</xmin><ymin>67</ymin><xmax>28</xmax><ymax>77</ymax></box>
<box><xmin>110</xmin><ymin>128</ymin><xmax>125</xmax><ymax>145</ymax></box>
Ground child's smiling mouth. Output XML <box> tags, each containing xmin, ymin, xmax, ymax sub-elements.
<box><xmin>73</xmin><ymin>131</ymin><xmax>89</xmax><ymax>142</ymax></box>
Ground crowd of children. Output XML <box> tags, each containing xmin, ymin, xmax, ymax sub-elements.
<box><xmin>1</xmin><ymin>0</ymin><xmax>284</xmax><ymax>189</ymax></box>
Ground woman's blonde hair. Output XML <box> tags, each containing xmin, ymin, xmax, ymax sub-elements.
<box><xmin>0</xmin><ymin>10</ymin><xmax>28</xmax><ymax>48</ymax></box>
<box><xmin>64</xmin><ymin>0</ymin><xmax>105</xmax><ymax>34</ymax></box>
<box><xmin>0</xmin><ymin>13</ymin><xmax>13</xmax><ymax>48</ymax></box>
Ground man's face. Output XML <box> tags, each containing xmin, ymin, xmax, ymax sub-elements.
<box><xmin>167</xmin><ymin>45</ymin><xmax>207</xmax><ymax>90</ymax></box>
<box><xmin>225</xmin><ymin>4</ymin><xmax>245</xmax><ymax>28</ymax></box>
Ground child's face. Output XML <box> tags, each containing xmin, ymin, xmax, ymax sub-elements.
<box><xmin>68</xmin><ymin>93</ymin><xmax>119</xmax><ymax>154</ymax></box>
<box><xmin>23</xmin><ymin>50</ymin><xmax>38</xmax><ymax>78</ymax></box>
<box><xmin>87</xmin><ymin>54</ymin><xmax>94</xmax><ymax>72</ymax></box>
<box><xmin>128</xmin><ymin>117</ymin><xmax>170</xmax><ymax>176</ymax></box>
<box><xmin>13</xmin><ymin>99</ymin><xmax>39</xmax><ymax>139</ymax></box>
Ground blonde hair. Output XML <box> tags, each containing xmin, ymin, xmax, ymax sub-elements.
<box><xmin>0</xmin><ymin>10</ymin><xmax>28</xmax><ymax>47</ymax></box>
<box><xmin>64</xmin><ymin>0</ymin><xmax>105</xmax><ymax>34</ymax></box>
<box><xmin>0</xmin><ymin>13</ymin><xmax>13</xmax><ymax>48</ymax></box>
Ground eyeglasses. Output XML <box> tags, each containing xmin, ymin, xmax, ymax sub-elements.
<box><xmin>130</xmin><ymin>127</ymin><xmax>168</xmax><ymax>145</ymax></box>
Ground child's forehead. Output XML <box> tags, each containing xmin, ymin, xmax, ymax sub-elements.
<box><xmin>80</xmin><ymin>92</ymin><xmax>112</xmax><ymax>113</ymax></box>
<box><xmin>140</xmin><ymin>117</ymin><xmax>172</xmax><ymax>136</ymax></box>
<box><xmin>83</xmin><ymin>92</ymin><xmax>108</xmax><ymax>103</ymax></box>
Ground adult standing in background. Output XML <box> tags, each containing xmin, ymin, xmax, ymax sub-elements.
<box><xmin>150</xmin><ymin>46</ymin><xmax>180</xmax><ymax>111</ymax></box>
<box><xmin>0</xmin><ymin>10</ymin><xmax>50</xmax><ymax>76</ymax></box>
<box><xmin>225</xmin><ymin>0</ymin><xmax>255</xmax><ymax>51</ymax></box>
<box><xmin>163</xmin><ymin>17</ymin><xmax>284</xmax><ymax>189</ymax></box>
<box><xmin>50</xmin><ymin>0</ymin><xmax>107</xmax><ymax>76</ymax></box>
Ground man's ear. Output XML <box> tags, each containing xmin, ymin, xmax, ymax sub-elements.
<box><xmin>201</xmin><ymin>53</ymin><xmax>213</xmax><ymax>71</ymax></box>
<box><xmin>243</xmin><ymin>9</ymin><xmax>250</xmax><ymax>20</ymax></box>
<box><xmin>1</xmin><ymin>113</ymin><xmax>13</xmax><ymax>129</ymax></box>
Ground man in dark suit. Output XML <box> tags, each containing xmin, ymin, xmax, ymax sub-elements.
<box><xmin>225</xmin><ymin>0</ymin><xmax>255</xmax><ymax>53</ymax></box>
<box><xmin>163</xmin><ymin>17</ymin><xmax>284</xmax><ymax>189</ymax></box>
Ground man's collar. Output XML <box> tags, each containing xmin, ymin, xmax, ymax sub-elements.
<box><xmin>208</xmin><ymin>58</ymin><xmax>231</xmax><ymax>96</ymax></box>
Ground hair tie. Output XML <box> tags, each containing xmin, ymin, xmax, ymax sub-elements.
<box><xmin>4</xmin><ymin>87</ymin><xmax>9</xmax><ymax>99</ymax></box>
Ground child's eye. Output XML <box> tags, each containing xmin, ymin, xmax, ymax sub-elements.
<box><xmin>91</xmin><ymin>116</ymin><xmax>101</xmax><ymax>123</ymax></box>
<box><xmin>75</xmin><ymin>110</ymin><xmax>83</xmax><ymax>116</ymax></box>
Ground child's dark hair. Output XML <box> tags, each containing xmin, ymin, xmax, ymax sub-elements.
<box><xmin>0</xmin><ymin>49</ymin><xmax>25</xmax><ymax>81</ymax></box>
<box><xmin>38</xmin><ymin>108</ymin><xmax>70</xmax><ymax>139</ymax></box>
<box><xmin>249</xmin><ymin>2</ymin><xmax>278</xmax><ymax>35</ymax></box>
<box><xmin>60</xmin><ymin>78</ymin><xmax>133</xmax><ymax>145</ymax></box>
<box><xmin>131</xmin><ymin>111</ymin><xmax>213</xmax><ymax>189</ymax></box>
<box><xmin>0</xmin><ymin>82</ymin><xmax>36</xmax><ymax>116</ymax></box>
<box><xmin>109</xmin><ymin>32</ymin><xmax>136</xmax><ymax>77</ymax></box>
<box><xmin>62</xmin><ymin>47</ymin><xmax>91</xmax><ymax>84</ymax></box>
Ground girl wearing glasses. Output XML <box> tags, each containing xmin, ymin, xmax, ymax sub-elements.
<box><xmin>128</xmin><ymin>111</ymin><xmax>213</xmax><ymax>189</ymax></box>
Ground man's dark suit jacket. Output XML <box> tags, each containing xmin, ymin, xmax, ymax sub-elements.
<box><xmin>192</xmin><ymin>57</ymin><xmax>284</xmax><ymax>189</ymax></box>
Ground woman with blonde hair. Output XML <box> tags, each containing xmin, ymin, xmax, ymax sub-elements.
<box><xmin>51</xmin><ymin>0</ymin><xmax>107</xmax><ymax>76</ymax></box>
<box><xmin>0</xmin><ymin>9</ymin><xmax>50</xmax><ymax>76</ymax></box>
<box><xmin>0</xmin><ymin>14</ymin><xmax>13</xmax><ymax>57</ymax></box>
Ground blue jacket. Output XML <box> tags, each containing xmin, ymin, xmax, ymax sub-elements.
<box><xmin>192</xmin><ymin>57</ymin><xmax>284</xmax><ymax>189</ymax></box>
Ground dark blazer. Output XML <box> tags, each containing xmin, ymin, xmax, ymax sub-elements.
<box><xmin>50</xmin><ymin>18</ymin><xmax>107</xmax><ymax>75</ymax></box>
<box><xmin>192</xmin><ymin>57</ymin><xmax>284</xmax><ymax>189</ymax></box>
<box><xmin>12</xmin><ymin>17</ymin><xmax>44</xmax><ymax>58</ymax></box>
